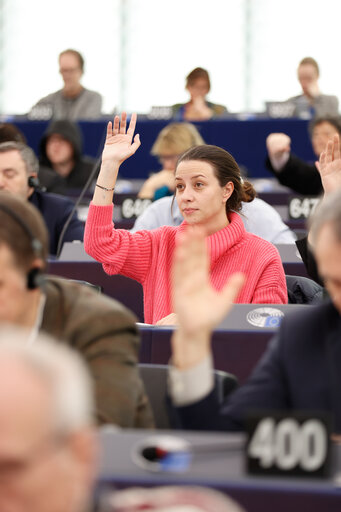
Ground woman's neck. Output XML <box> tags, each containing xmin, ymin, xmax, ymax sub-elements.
<box><xmin>201</xmin><ymin>213</ymin><xmax>229</xmax><ymax>236</ymax></box>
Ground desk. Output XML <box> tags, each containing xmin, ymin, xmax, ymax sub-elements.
<box><xmin>47</xmin><ymin>260</ymin><xmax>144</xmax><ymax>322</ymax></box>
<box><xmin>97</xmin><ymin>429</ymin><xmax>341</xmax><ymax>512</ymax></box>
<box><xmin>15</xmin><ymin>118</ymin><xmax>314</xmax><ymax>180</ymax></box>
<box><xmin>139</xmin><ymin>304</ymin><xmax>312</xmax><ymax>384</ymax></box>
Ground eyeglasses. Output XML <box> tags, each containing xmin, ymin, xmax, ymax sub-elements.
<box><xmin>59</xmin><ymin>67</ymin><xmax>81</xmax><ymax>74</ymax></box>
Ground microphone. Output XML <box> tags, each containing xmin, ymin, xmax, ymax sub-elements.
<box><xmin>55</xmin><ymin>124</ymin><xmax>108</xmax><ymax>258</ymax></box>
<box><xmin>28</xmin><ymin>176</ymin><xmax>47</xmax><ymax>193</ymax></box>
<box><xmin>132</xmin><ymin>435</ymin><xmax>244</xmax><ymax>473</ymax></box>
<box><xmin>55</xmin><ymin>155</ymin><xmax>102</xmax><ymax>258</ymax></box>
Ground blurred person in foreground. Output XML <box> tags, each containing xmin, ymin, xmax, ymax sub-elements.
<box><xmin>0</xmin><ymin>141</ymin><xmax>84</xmax><ymax>256</ymax></box>
<box><xmin>266</xmin><ymin>115</ymin><xmax>341</xmax><ymax>195</ymax></box>
<box><xmin>287</xmin><ymin>57</ymin><xmax>339</xmax><ymax>119</ymax></box>
<box><xmin>31</xmin><ymin>49</ymin><xmax>102</xmax><ymax>121</ymax></box>
<box><xmin>0</xmin><ymin>328</ymin><xmax>97</xmax><ymax>512</ymax></box>
<box><xmin>38</xmin><ymin>120</ymin><xmax>96</xmax><ymax>194</ymax></box>
<box><xmin>168</xmin><ymin>138</ymin><xmax>341</xmax><ymax>432</ymax></box>
<box><xmin>172</xmin><ymin>67</ymin><xmax>227</xmax><ymax>121</ymax></box>
<box><xmin>0</xmin><ymin>191</ymin><xmax>153</xmax><ymax>428</ymax></box>
<box><xmin>106</xmin><ymin>485</ymin><xmax>245</xmax><ymax>512</ymax></box>
<box><xmin>135</xmin><ymin>122</ymin><xmax>296</xmax><ymax>244</ymax></box>
<box><xmin>295</xmin><ymin>133</ymin><xmax>341</xmax><ymax>285</ymax></box>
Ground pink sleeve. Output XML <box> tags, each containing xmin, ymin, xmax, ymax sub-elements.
<box><xmin>84</xmin><ymin>202</ymin><xmax>157</xmax><ymax>283</ymax></box>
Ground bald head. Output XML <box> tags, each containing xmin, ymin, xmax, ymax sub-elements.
<box><xmin>0</xmin><ymin>329</ymin><xmax>97</xmax><ymax>512</ymax></box>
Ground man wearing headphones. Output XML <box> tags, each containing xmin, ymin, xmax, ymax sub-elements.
<box><xmin>0</xmin><ymin>190</ymin><xmax>153</xmax><ymax>428</ymax></box>
<box><xmin>0</xmin><ymin>141</ymin><xmax>84</xmax><ymax>255</ymax></box>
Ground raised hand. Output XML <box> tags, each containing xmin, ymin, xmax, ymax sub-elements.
<box><xmin>101</xmin><ymin>112</ymin><xmax>141</xmax><ymax>165</ymax></box>
<box><xmin>266</xmin><ymin>133</ymin><xmax>291</xmax><ymax>158</ymax></box>
<box><xmin>315</xmin><ymin>134</ymin><xmax>341</xmax><ymax>195</ymax></box>
<box><xmin>171</xmin><ymin>227</ymin><xmax>245</xmax><ymax>369</ymax></box>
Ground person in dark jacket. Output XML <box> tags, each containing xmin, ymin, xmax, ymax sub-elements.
<box><xmin>38</xmin><ymin>120</ymin><xmax>96</xmax><ymax>194</ymax></box>
<box><xmin>168</xmin><ymin>138</ymin><xmax>341</xmax><ymax>433</ymax></box>
<box><xmin>265</xmin><ymin>115</ymin><xmax>341</xmax><ymax>195</ymax></box>
<box><xmin>0</xmin><ymin>141</ymin><xmax>84</xmax><ymax>256</ymax></box>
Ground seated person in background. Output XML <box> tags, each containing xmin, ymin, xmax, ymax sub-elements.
<box><xmin>0</xmin><ymin>192</ymin><xmax>153</xmax><ymax>428</ymax></box>
<box><xmin>168</xmin><ymin>185</ymin><xmax>341</xmax><ymax>433</ymax></box>
<box><xmin>0</xmin><ymin>122</ymin><xmax>26</xmax><ymax>143</ymax></box>
<box><xmin>133</xmin><ymin>194</ymin><xmax>297</xmax><ymax>244</ymax></box>
<box><xmin>287</xmin><ymin>57</ymin><xmax>339</xmax><ymax>118</ymax></box>
<box><xmin>84</xmin><ymin>113</ymin><xmax>287</xmax><ymax>326</ymax></box>
<box><xmin>172</xmin><ymin>67</ymin><xmax>227</xmax><ymax>121</ymax></box>
<box><xmin>138</xmin><ymin>122</ymin><xmax>204</xmax><ymax>199</ymax></box>
<box><xmin>296</xmin><ymin>133</ymin><xmax>341</xmax><ymax>285</ymax></box>
<box><xmin>0</xmin><ymin>329</ymin><xmax>98</xmax><ymax>512</ymax></box>
<box><xmin>134</xmin><ymin>122</ymin><xmax>296</xmax><ymax>244</ymax></box>
<box><xmin>0</xmin><ymin>141</ymin><xmax>84</xmax><ymax>256</ymax></box>
<box><xmin>38</xmin><ymin>120</ymin><xmax>96</xmax><ymax>193</ymax></box>
<box><xmin>265</xmin><ymin>115</ymin><xmax>341</xmax><ymax>195</ymax></box>
<box><xmin>31</xmin><ymin>49</ymin><xmax>102</xmax><ymax>120</ymax></box>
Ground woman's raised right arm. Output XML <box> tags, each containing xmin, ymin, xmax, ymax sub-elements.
<box><xmin>93</xmin><ymin>112</ymin><xmax>140</xmax><ymax>205</ymax></box>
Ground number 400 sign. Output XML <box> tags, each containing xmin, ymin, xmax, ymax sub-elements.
<box><xmin>246</xmin><ymin>413</ymin><xmax>331</xmax><ymax>477</ymax></box>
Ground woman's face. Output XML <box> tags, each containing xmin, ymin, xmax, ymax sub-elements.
<box><xmin>186</xmin><ymin>78</ymin><xmax>210</xmax><ymax>100</ymax></box>
<box><xmin>175</xmin><ymin>159</ymin><xmax>233</xmax><ymax>234</ymax></box>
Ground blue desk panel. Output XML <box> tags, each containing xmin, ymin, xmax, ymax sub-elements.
<box><xmin>15</xmin><ymin>118</ymin><xmax>315</xmax><ymax>180</ymax></box>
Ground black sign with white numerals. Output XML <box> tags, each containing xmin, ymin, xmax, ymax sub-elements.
<box><xmin>121</xmin><ymin>197</ymin><xmax>152</xmax><ymax>219</ymax></box>
<box><xmin>246</xmin><ymin>411</ymin><xmax>331</xmax><ymax>478</ymax></box>
<box><xmin>288</xmin><ymin>196</ymin><xmax>320</xmax><ymax>220</ymax></box>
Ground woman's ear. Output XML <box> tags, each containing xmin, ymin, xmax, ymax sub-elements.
<box><xmin>222</xmin><ymin>181</ymin><xmax>234</xmax><ymax>203</ymax></box>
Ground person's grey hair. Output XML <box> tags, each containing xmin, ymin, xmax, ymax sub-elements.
<box><xmin>309</xmin><ymin>189</ymin><xmax>341</xmax><ymax>244</ymax></box>
<box><xmin>107</xmin><ymin>485</ymin><xmax>246</xmax><ymax>511</ymax></box>
<box><xmin>0</xmin><ymin>141</ymin><xmax>39</xmax><ymax>175</ymax></box>
<box><xmin>0</xmin><ymin>326</ymin><xmax>95</xmax><ymax>435</ymax></box>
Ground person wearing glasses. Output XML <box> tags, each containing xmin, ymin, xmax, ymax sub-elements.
<box><xmin>31</xmin><ymin>49</ymin><xmax>102</xmax><ymax>121</ymax></box>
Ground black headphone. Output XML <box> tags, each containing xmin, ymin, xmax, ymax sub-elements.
<box><xmin>28</xmin><ymin>176</ymin><xmax>46</xmax><ymax>193</ymax></box>
<box><xmin>0</xmin><ymin>203</ymin><xmax>45</xmax><ymax>290</ymax></box>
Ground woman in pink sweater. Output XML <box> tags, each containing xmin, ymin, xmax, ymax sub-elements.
<box><xmin>84</xmin><ymin>113</ymin><xmax>287</xmax><ymax>324</ymax></box>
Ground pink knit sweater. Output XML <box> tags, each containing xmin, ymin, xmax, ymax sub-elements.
<box><xmin>84</xmin><ymin>203</ymin><xmax>288</xmax><ymax>324</ymax></box>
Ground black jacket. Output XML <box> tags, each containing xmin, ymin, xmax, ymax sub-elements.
<box><xmin>266</xmin><ymin>154</ymin><xmax>323</xmax><ymax>196</ymax></box>
<box><xmin>173</xmin><ymin>301</ymin><xmax>341</xmax><ymax>433</ymax></box>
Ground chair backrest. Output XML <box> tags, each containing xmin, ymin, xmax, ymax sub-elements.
<box><xmin>139</xmin><ymin>363</ymin><xmax>237</xmax><ymax>430</ymax></box>
<box><xmin>285</xmin><ymin>274</ymin><xmax>324</xmax><ymax>305</ymax></box>
<box><xmin>68</xmin><ymin>279</ymin><xmax>102</xmax><ymax>293</ymax></box>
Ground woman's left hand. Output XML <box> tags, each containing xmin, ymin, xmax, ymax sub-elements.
<box><xmin>155</xmin><ymin>313</ymin><xmax>178</xmax><ymax>326</ymax></box>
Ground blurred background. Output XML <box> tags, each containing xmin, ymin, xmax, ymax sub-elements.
<box><xmin>0</xmin><ymin>0</ymin><xmax>339</xmax><ymax>116</ymax></box>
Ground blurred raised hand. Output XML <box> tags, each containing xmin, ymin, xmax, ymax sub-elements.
<box><xmin>315</xmin><ymin>134</ymin><xmax>341</xmax><ymax>195</ymax></box>
<box><xmin>171</xmin><ymin>227</ymin><xmax>245</xmax><ymax>369</ymax></box>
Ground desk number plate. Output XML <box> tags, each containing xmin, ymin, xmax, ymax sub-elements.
<box><xmin>246</xmin><ymin>412</ymin><xmax>331</xmax><ymax>477</ymax></box>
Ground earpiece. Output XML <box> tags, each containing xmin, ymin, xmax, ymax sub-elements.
<box><xmin>0</xmin><ymin>203</ymin><xmax>44</xmax><ymax>290</ymax></box>
<box><xmin>28</xmin><ymin>176</ymin><xmax>46</xmax><ymax>192</ymax></box>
